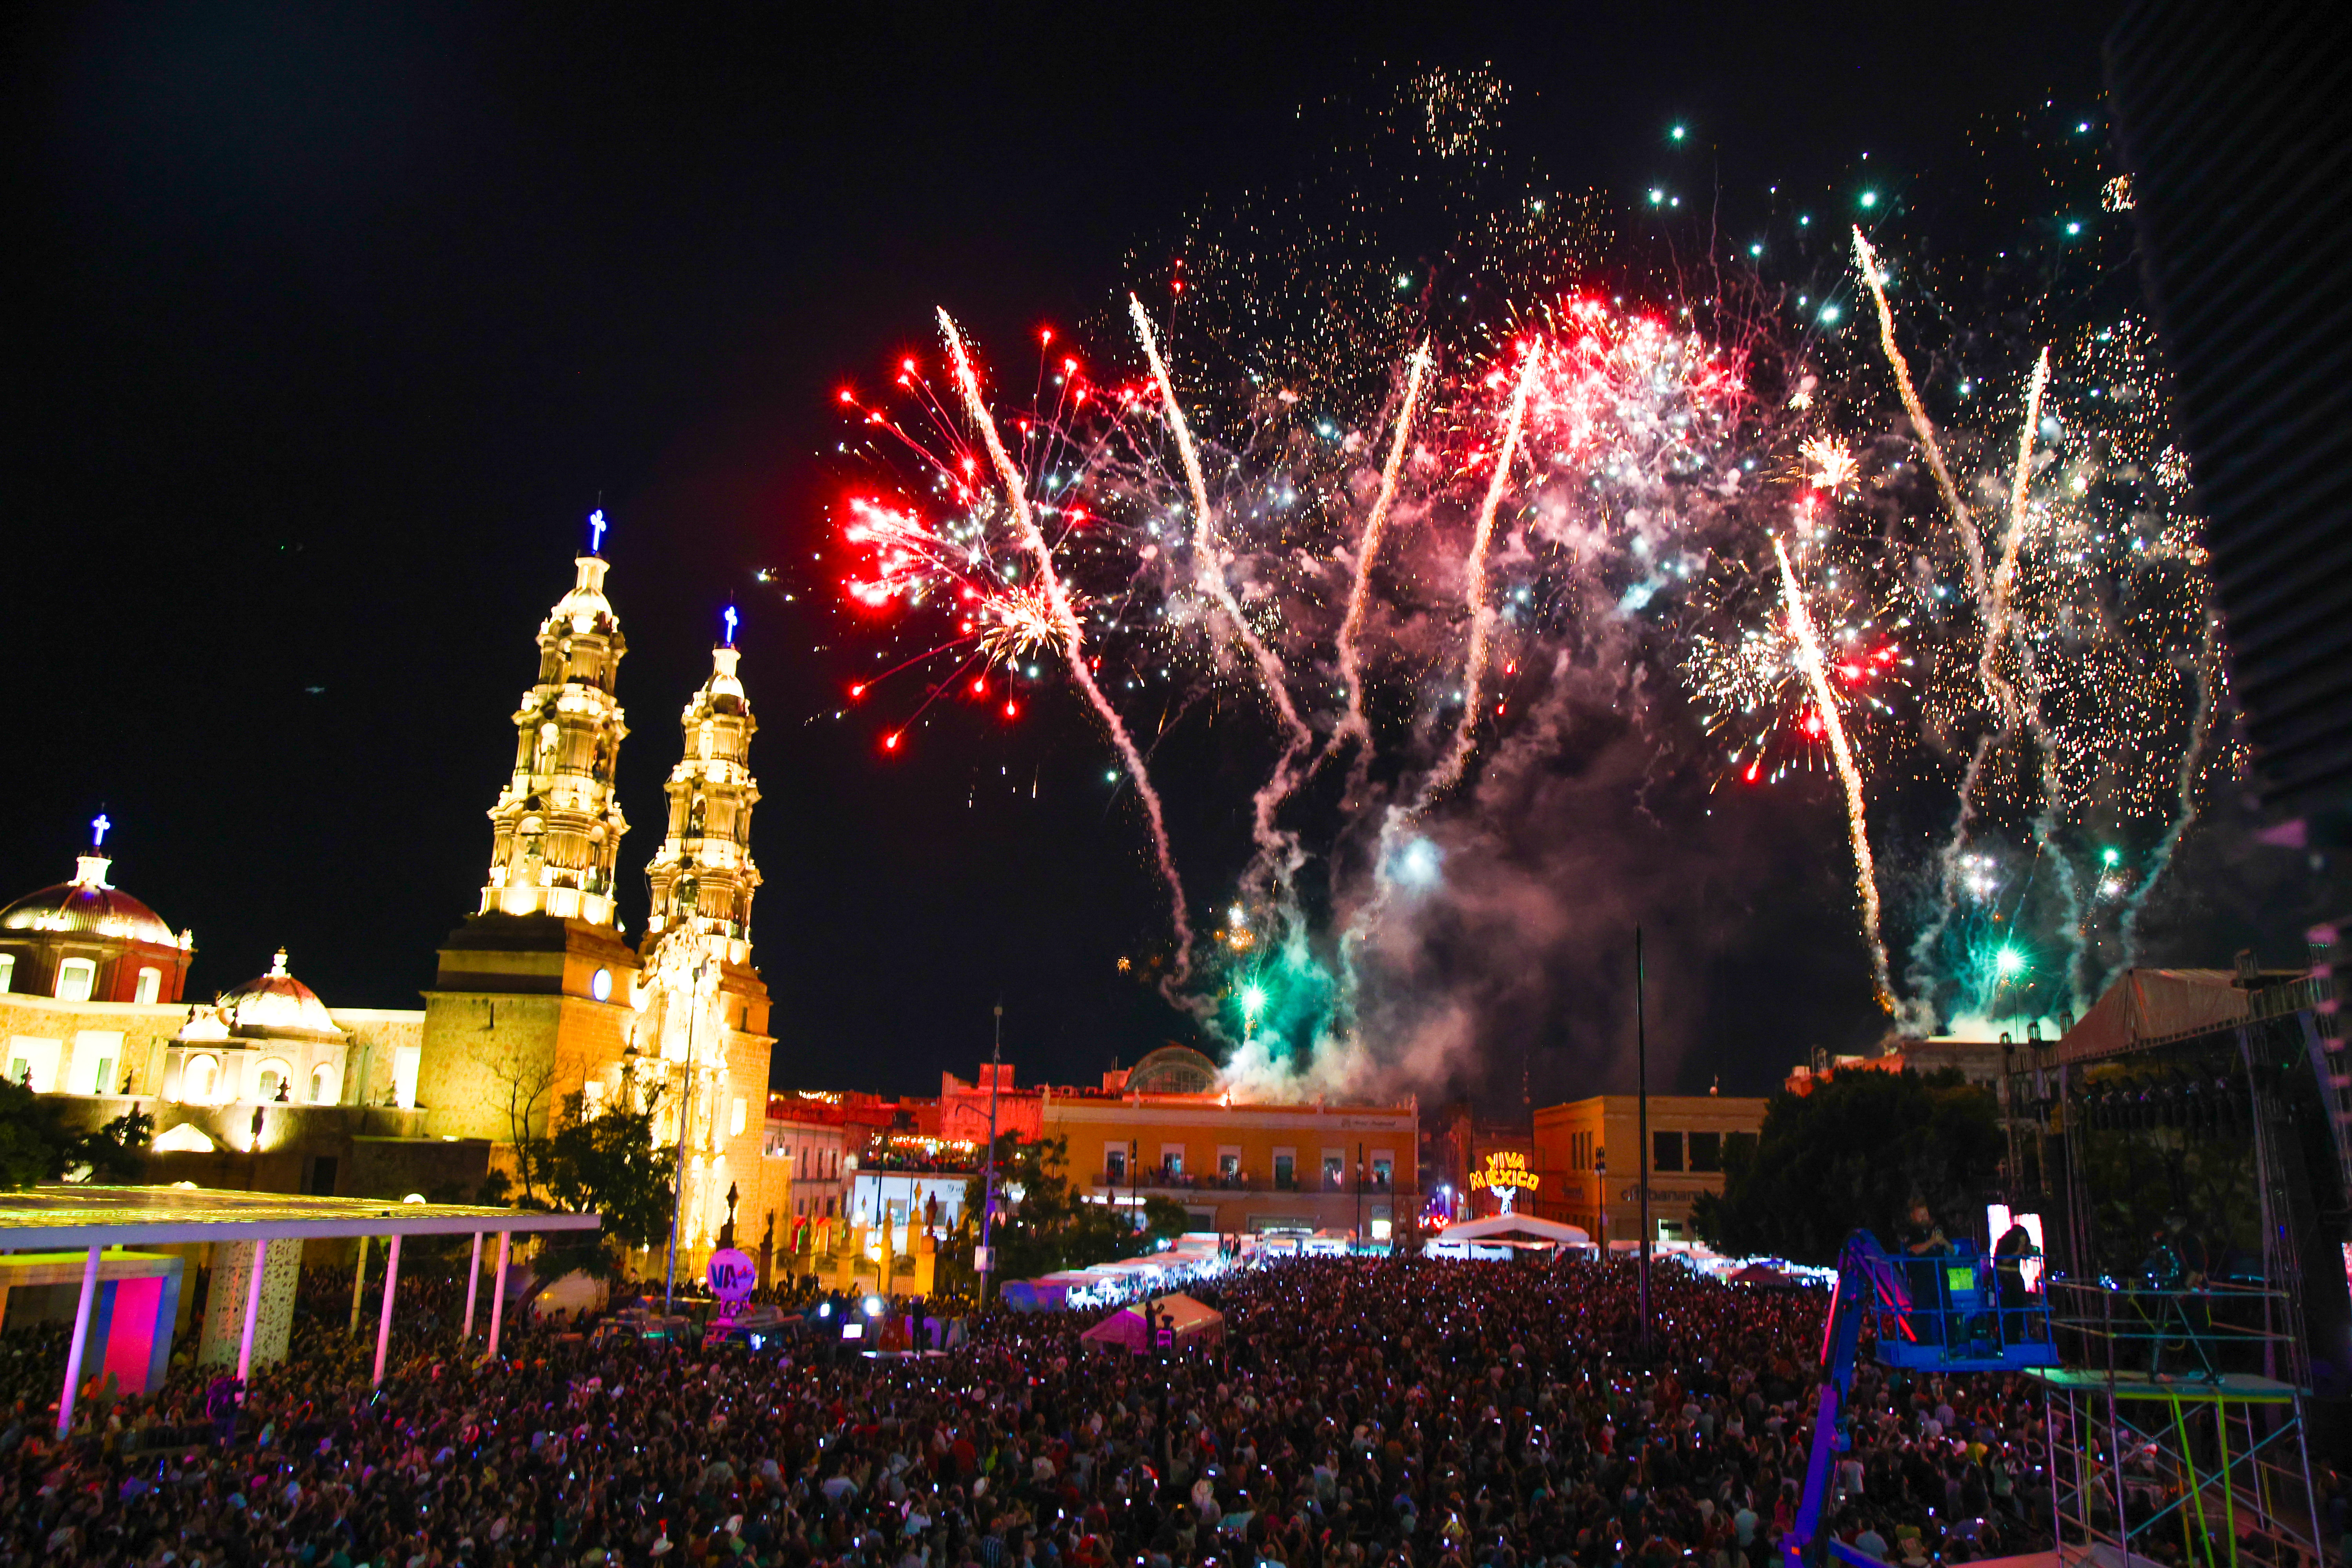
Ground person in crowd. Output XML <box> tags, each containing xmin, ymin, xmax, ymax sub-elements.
<box><xmin>0</xmin><ymin>1252</ymin><xmax>2051</xmax><ymax>1568</ymax></box>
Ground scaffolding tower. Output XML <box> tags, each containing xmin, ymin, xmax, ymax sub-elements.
<box><xmin>2035</xmin><ymin>1280</ymin><xmax>2326</xmax><ymax>1568</ymax></box>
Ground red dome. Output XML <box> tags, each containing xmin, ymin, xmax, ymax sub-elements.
<box><xmin>0</xmin><ymin>866</ymin><xmax>177</xmax><ymax>947</ymax></box>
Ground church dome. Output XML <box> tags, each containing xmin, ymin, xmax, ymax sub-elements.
<box><xmin>208</xmin><ymin>949</ymin><xmax>344</xmax><ymax>1043</ymax></box>
<box><xmin>0</xmin><ymin>855</ymin><xmax>178</xmax><ymax>947</ymax></box>
<box><xmin>1126</xmin><ymin>1044</ymin><xmax>1221</xmax><ymax>1094</ymax></box>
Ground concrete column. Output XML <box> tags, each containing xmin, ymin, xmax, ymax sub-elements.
<box><xmin>486</xmin><ymin>1232</ymin><xmax>512</xmax><ymax>1359</ymax></box>
<box><xmin>236</xmin><ymin>1240</ymin><xmax>269</xmax><ymax>1389</ymax></box>
<box><xmin>461</xmin><ymin>1232</ymin><xmax>483</xmax><ymax>1340</ymax></box>
<box><xmin>55</xmin><ymin>1245</ymin><xmax>103</xmax><ymax>1440</ymax></box>
<box><xmin>372</xmin><ymin>1234</ymin><xmax>402</xmax><ymax>1387</ymax></box>
<box><xmin>348</xmin><ymin>1234</ymin><xmax>369</xmax><ymax>1338</ymax></box>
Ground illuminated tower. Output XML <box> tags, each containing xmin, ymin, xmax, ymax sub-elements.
<box><xmin>642</xmin><ymin>608</ymin><xmax>760</xmax><ymax>959</ymax></box>
<box><xmin>418</xmin><ymin>514</ymin><xmax>641</xmax><ymax>1147</ymax></box>
<box><xmin>632</xmin><ymin>608</ymin><xmax>777</xmax><ymax>1275</ymax></box>
<box><xmin>479</xmin><ymin>512</ymin><xmax>629</xmax><ymax>923</ymax></box>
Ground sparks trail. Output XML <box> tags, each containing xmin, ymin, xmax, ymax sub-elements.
<box><xmin>2120</xmin><ymin>608</ymin><xmax>2220</xmax><ymax>965</ymax></box>
<box><xmin>1328</xmin><ymin>342</ymin><xmax>1432</xmax><ymax>764</ymax></box>
<box><xmin>1419</xmin><ymin>341</ymin><xmax>1544</xmax><ymax>809</ymax></box>
<box><xmin>1776</xmin><ymin>533</ymin><xmax>1895</xmax><ymax>1013</ymax></box>
<box><xmin>1129</xmin><ymin>296</ymin><xmax>1316</xmax><ymax>915</ymax></box>
<box><xmin>1912</xmin><ymin>348</ymin><xmax>2049</xmax><ymax>1009</ymax></box>
<box><xmin>937</xmin><ymin>309</ymin><xmax>1195</xmax><ymax>982</ymax></box>
<box><xmin>1854</xmin><ymin>229</ymin><xmax>1990</xmax><ymax>618</ymax></box>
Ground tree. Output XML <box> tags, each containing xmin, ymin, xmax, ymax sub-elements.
<box><xmin>482</xmin><ymin>1042</ymin><xmax>558</xmax><ymax>1201</ymax></box>
<box><xmin>513</xmin><ymin>1089</ymin><xmax>677</xmax><ymax>1301</ymax></box>
<box><xmin>66</xmin><ymin>1108</ymin><xmax>154</xmax><ymax>1183</ymax></box>
<box><xmin>1691</xmin><ymin>1068</ymin><xmax>2002</xmax><ymax>1264</ymax></box>
<box><xmin>951</xmin><ymin>1134</ymin><xmax>1182</xmax><ymax>1282</ymax></box>
<box><xmin>0</xmin><ymin>1081</ymin><xmax>153</xmax><ymax>1188</ymax></box>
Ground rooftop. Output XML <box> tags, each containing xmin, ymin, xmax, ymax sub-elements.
<box><xmin>0</xmin><ymin>1185</ymin><xmax>602</xmax><ymax>1247</ymax></box>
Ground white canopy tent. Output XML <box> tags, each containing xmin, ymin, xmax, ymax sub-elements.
<box><xmin>1426</xmin><ymin>1213</ymin><xmax>1591</xmax><ymax>1259</ymax></box>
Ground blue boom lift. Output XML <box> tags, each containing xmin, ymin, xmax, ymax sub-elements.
<box><xmin>1783</xmin><ymin>1230</ymin><xmax>2058</xmax><ymax>1568</ymax></box>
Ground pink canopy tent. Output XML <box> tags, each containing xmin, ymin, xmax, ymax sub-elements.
<box><xmin>1079</xmin><ymin>1292</ymin><xmax>1224</xmax><ymax>1354</ymax></box>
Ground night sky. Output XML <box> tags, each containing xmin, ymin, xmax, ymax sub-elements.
<box><xmin>20</xmin><ymin>1</ymin><xmax>2286</xmax><ymax>1109</ymax></box>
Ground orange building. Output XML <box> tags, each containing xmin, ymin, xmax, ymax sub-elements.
<box><xmin>1530</xmin><ymin>1094</ymin><xmax>1765</xmax><ymax>1245</ymax></box>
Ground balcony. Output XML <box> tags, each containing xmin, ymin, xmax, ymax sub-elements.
<box><xmin>1093</xmin><ymin>1170</ymin><xmax>1399</xmax><ymax>1197</ymax></box>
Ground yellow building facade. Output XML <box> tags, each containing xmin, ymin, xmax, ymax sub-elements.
<box><xmin>1530</xmin><ymin>1094</ymin><xmax>1766</xmax><ymax>1245</ymax></box>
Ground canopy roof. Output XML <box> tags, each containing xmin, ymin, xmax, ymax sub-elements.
<box><xmin>2059</xmin><ymin>968</ymin><xmax>2274</xmax><ymax>1063</ymax></box>
<box><xmin>1436</xmin><ymin>1213</ymin><xmax>1591</xmax><ymax>1245</ymax></box>
<box><xmin>1080</xmin><ymin>1292</ymin><xmax>1224</xmax><ymax>1352</ymax></box>
<box><xmin>0</xmin><ymin>1185</ymin><xmax>601</xmax><ymax>1248</ymax></box>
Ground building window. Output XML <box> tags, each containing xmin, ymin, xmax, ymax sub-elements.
<box><xmin>1160</xmin><ymin>1145</ymin><xmax>1185</xmax><ymax>1179</ymax></box>
<box><xmin>730</xmin><ymin>1096</ymin><xmax>748</xmax><ymax>1137</ymax></box>
<box><xmin>255</xmin><ymin>1059</ymin><xmax>292</xmax><ymax>1102</ymax></box>
<box><xmin>1105</xmin><ymin>1145</ymin><xmax>1127</xmax><ymax>1184</ymax></box>
<box><xmin>1687</xmin><ymin>1131</ymin><xmax>1723</xmax><ymax>1172</ymax></box>
<box><xmin>1652</xmin><ymin>1131</ymin><xmax>1684</xmax><ymax>1173</ymax></box>
<box><xmin>54</xmin><ymin>959</ymin><xmax>96</xmax><ymax>1003</ymax></box>
<box><xmin>1370</xmin><ymin>1152</ymin><xmax>1394</xmax><ymax>1187</ymax></box>
<box><xmin>307</xmin><ymin>1156</ymin><xmax>339</xmax><ymax>1196</ymax></box>
<box><xmin>1322</xmin><ymin>1151</ymin><xmax>1345</xmax><ymax>1190</ymax></box>
<box><xmin>1218</xmin><ymin>1149</ymin><xmax>1240</xmax><ymax>1181</ymax></box>
<box><xmin>311</xmin><ymin>1062</ymin><xmax>338</xmax><ymax>1104</ymax></box>
<box><xmin>183</xmin><ymin>1053</ymin><xmax>220</xmax><ymax>1103</ymax></box>
<box><xmin>0</xmin><ymin>954</ymin><xmax>16</xmax><ymax>992</ymax></box>
<box><xmin>1273</xmin><ymin>1151</ymin><xmax>1296</xmax><ymax>1189</ymax></box>
<box><xmin>134</xmin><ymin>967</ymin><xmax>162</xmax><ymax>1005</ymax></box>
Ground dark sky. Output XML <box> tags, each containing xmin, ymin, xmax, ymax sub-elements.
<box><xmin>2</xmin><ymin>2</ymin><xmax>2149</xmax><ymax>1103</ymax></box>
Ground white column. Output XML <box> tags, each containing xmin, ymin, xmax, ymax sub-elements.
<box><xmin>486</xmin><ymin>1231</ymin><xmax>512</xmax><ymax>1359</ymax></box>
<box><xmin>236</xmin><ymin>1240</ymin><xmax>269</xmax><ymax>1389</ymax></box>
<box><xmin>348</xmin><ymin>1234</ymin><xmax>369</xmax><ymax>1338</ymax></box>
<box><xmin>54</xmin><ymin>1245</ymin><xmax>103</xmax><ymax>1440</ymax></box>
<box><xmin>372</xmin><ymin>1234</ymin><xmax>402</xmax><ymax>1387</ymax></box>
<box><xmin>461</xmin><ymin>1231</ymin><xmax>483</xmax><ymax>1340</ymax></box>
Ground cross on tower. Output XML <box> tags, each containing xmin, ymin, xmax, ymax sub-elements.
<box><xmin>90</xmin><ymin>813</ymin><xmax>110</xmax><ymax>848</ymax></box>
<box><xmin>587</xmin><ymin>509</ymin><xmax>608</xmax><ymax>554</ymax></box>
<box><xmin>722</xmin><ymin>605</ymin><xmax>739</xmax><ymax>646</ymax></box>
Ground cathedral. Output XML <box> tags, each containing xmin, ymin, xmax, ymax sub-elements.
<box><xmin>416</xmin><ymin>526</ymin><xmax>782</xmax><ymax>1265</ymax></box>
<box><xmin>0</xmin><ymin>515</ymin><xmax>786</xmax><ymax>1279</ymax></box>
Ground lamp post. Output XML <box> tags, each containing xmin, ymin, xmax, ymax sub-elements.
<box><xmin>977</xmin><ymin>1004</ymin><xmax>1002</xmax><ymax>1303</ymax></box>
<box><xmin>1635</xmin><ymin>925</ymin><xmax>1652</xmax><ymax>1365</ymax></box>
<box><xmin>663</xmin><ymin>953</ymin><xmax>711</xmax><ymax>1314</ymax></box>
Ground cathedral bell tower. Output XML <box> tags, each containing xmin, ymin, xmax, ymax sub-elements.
<box><xmin>481</xmin><ymin>529</ymin><xmax>628</xmax><ymax>924</ymax></box>
<box><xmin>629</xmin><ymin>610</ymin><xmax>776</xmax><ymax>1277</ymax></box>
<box><xmin>641</xmin><ymin>617</ymin><xmax>760</xmax><ymax>962</ymax></box>
<box><xmin>416</xmin><ymin>514</ymin><xmax>643</xmax><ymax>1146</ymax></box>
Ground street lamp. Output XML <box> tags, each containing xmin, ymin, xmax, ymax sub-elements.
<box><xmin>663</xmin><ymin>953</ymin><xmax>711</xmax><ymax>1314</ymax></box>
<box><xmin>977</xmin><ymin>1004</ymin><xmax>1003</xmax><ymax>1303</ymax></box>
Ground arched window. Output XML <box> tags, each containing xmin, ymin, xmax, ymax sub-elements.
<box><xmin>254</xmin><ymin>1058</ymin><xmax>292</xmax><ymax>1103</ymax></box>
<box><xmin>310</xmin><ymin>1062</ymin><xmax>338</xmax><ymax>1104</ymax></box>
<box><xmin>135</xmin><ymin>967</ymin><xmax>162</xmax><ymax>1005</ymax></box>
<box><xmin>183</xmin><ymin>1053</ymin><xmax>220</xmax><ymax>1103</ymax></box>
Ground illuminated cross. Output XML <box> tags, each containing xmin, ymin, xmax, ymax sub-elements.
<box><xmin>90</xmin><ymin>813</ymin><xmax>110</xmax><ymax>848</ymax></box>
<box><xmin>722</xmin><ymin>605</ymin><xmax>739</xmax><ymax>646</ymax></box>
<box><xmin>587</xmin><ymin>509</ymin><xmax>608</xmax><ymax>553</ymax></box>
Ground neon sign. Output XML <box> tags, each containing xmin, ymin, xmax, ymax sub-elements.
<box><xmin>1469</xmin><ymin>1151</ymin><xmax>1540</xmax><ymax>1197</ymax></box>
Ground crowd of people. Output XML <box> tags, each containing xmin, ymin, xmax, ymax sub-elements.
<box><xmin>0</xmin><ymin>1251</ymin><xmax>2329</xmax><ymax>1568</ymax></box>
